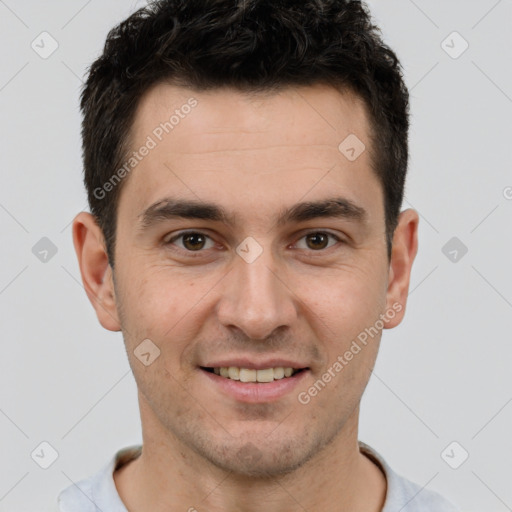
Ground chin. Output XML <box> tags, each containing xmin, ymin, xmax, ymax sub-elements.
<box><xmin>217</xmin><ymin>451</ymin><xmax>308</xmax><ymax>478</ymax></box>
<box><xmin>202</xmin><ymin>434</ymin><xmax>321</xmax><ymax>479</ymax></box>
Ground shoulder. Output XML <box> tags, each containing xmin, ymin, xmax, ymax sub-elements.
<box><xmin>359</xmin><ymin>441</ymin><xmax>459</xmax><ymax>512</ymax></box>
<box><xmin>56</xmin><ymin>473</ymin><xmax>96</xmax><ymax>512</ymax></box>
<box><xmin>55</xmin><ymin>445</ymin><xmax>142</xmax><ymax>512</ymax></box>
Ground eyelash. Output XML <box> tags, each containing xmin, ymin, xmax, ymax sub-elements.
<box><xmin>164</xmin><ymin>230</ymin><xmax>344</xmax><ymax>257</ymax></box>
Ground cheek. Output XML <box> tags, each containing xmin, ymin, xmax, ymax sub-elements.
<box><xmin>299</xmin><ymin>264</ymin><xmax>388</xmax><ymax>339</ymax></box>
<box><xmin>115</xmin><ymin>265</ymin><xmax>217</xmax><ymax>362</ymax></box>
<box><xmin>116</xmin><ymin>271</ymin><xmax>199</xmax><ymax>399</ymax></box>
<box><xmin>118</xmin><ymin>263</ymin><xmax>179</xmax><ymax>323</ymax></box>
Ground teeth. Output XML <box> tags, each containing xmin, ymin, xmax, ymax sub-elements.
<box><xmin>273</xmin><ymin>367</ymin><xmax>285</xmax><ymax>379</ymax></box>
<box><xmin>210</xmin><ymin>366</ymin><xmax>301</xmax><ymax>382</ymax></box>
<box><xmin>256</xmin><ymin>368</ymin><xmax>274</xmax><ymax>383</ymax></box>
<box><xmin>239</xmin><ymin>368</ymin><xmax>257</xmax><ymax>382</ymax></box>
<box><xmin>228</xmin><ymin>367</ymin><xmax>240</xmax><ymax>380</ymax></box>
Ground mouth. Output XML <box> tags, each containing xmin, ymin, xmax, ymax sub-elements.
<box><xmin>200</xmin><ymin>366</ymin><xmax>308</xmax><ymax>383</ymax></box>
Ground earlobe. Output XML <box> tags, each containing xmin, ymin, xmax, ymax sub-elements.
<box><xmin>72</xmin><ymin>212</ymin><xmax>121</xmax><ymax>332</ymax></box>
<box><xmin>383</xmin><ymin>208</ymin><xmax>419</xmax><ymax>329</ymax></box>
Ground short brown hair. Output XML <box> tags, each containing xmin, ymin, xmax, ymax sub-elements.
<box><xmin>80</xmin><ymin>0</ymin><xmax>410</xmax><ymax>266</ymax></box>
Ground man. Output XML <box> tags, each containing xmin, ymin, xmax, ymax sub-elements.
<box><xmin>58</xmin><ymin>0</ymin><xmax>459</xmax><ymax>510</ymax></box>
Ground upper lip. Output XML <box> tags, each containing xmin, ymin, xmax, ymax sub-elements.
<box><xmin>200</xmin><ymin>358</ymin><xmax>309</xmax><ymax>370</ymax></box>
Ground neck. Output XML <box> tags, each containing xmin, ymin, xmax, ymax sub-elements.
<box><xmin>114</xmin><ymin>397</ymin><xmax>386</xmax><ymax>512</ymax></box>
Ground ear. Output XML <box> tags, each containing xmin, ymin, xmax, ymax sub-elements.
<box><xmin>72</xmin><ymin>212</ymin><xmax>121</xmax><ymax>332</ymax></box>
<box><xmin>383</xmin><ymin>208</ymin><xmax>419</xmax><ymax>329</ymax></box>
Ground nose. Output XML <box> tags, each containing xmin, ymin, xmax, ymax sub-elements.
<box><xmin>215</xmin><ymin>244</ymin><xmax>298</xmax><ymax>341</ymax></box>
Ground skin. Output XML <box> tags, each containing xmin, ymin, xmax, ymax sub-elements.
<box><xmin>73</xmin><ymin>82</ymin><xmax>418</xmax><ymax>512</ymax></box>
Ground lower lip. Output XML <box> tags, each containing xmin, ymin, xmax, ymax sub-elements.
<box><xmin>199</xmin><ymin>368</ymin><xmax>310</xmax><ymax>403</ymax></box>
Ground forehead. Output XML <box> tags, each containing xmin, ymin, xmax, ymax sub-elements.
<box><xmin>119</xmin><ymin>82</ymin><xmax>380</xmax><ymax>226</ymax></box>
<box><xmin>133</xmin><ymin>81</ymin><xmax>370</xmax><ymax>151</ymax></box>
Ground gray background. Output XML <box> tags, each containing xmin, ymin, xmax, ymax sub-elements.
<box><xmin>0</xmin><ymin>0</ymin><xmax>511</xmax><ymax>510</ymax></box>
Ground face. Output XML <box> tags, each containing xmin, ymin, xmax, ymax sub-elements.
<box><xmin>74</xmin><ymin>82</ymin><xmax>418</xmax><ymax>478</ymax></box>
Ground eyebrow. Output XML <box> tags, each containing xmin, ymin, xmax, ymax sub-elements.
<box><xmin>137</xmin><ymin>196</ymin><xmax>368</xmax><ymax>232</ymax></box>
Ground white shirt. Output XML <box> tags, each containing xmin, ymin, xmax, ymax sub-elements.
<box><xmin>53</xmin><ymin>442</ymin><xmax>459</xmax><ymax>511</ymax></box>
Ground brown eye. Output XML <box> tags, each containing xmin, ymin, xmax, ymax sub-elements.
<box><xmin>182</xmin><ymin>232</ymin><xmax>206</xmax><ymax>251</ymax></box>
<box><xmin>296</xmin><ymin>231</ymin><xmax>341</xmax><ymax>251</ymax></box>
<box><xmin>166</xmin><ymin>231</ymin><xmax>215</xmax><ymax>253</ymax></box>
<box><xmin>306</xmin><ymin>233</ymin><xmax>329</xmax><ymax>250</ymax></box>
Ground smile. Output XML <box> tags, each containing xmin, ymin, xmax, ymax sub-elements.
<box><xmin>199</xmin><ymin>365</ymin><xmax>310</xmax><ymax>403</ymax></box>
<box><xmin>201</xmin><ymin>366</ymin><xmax>306</xmax><ymax>383</ymax></box>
